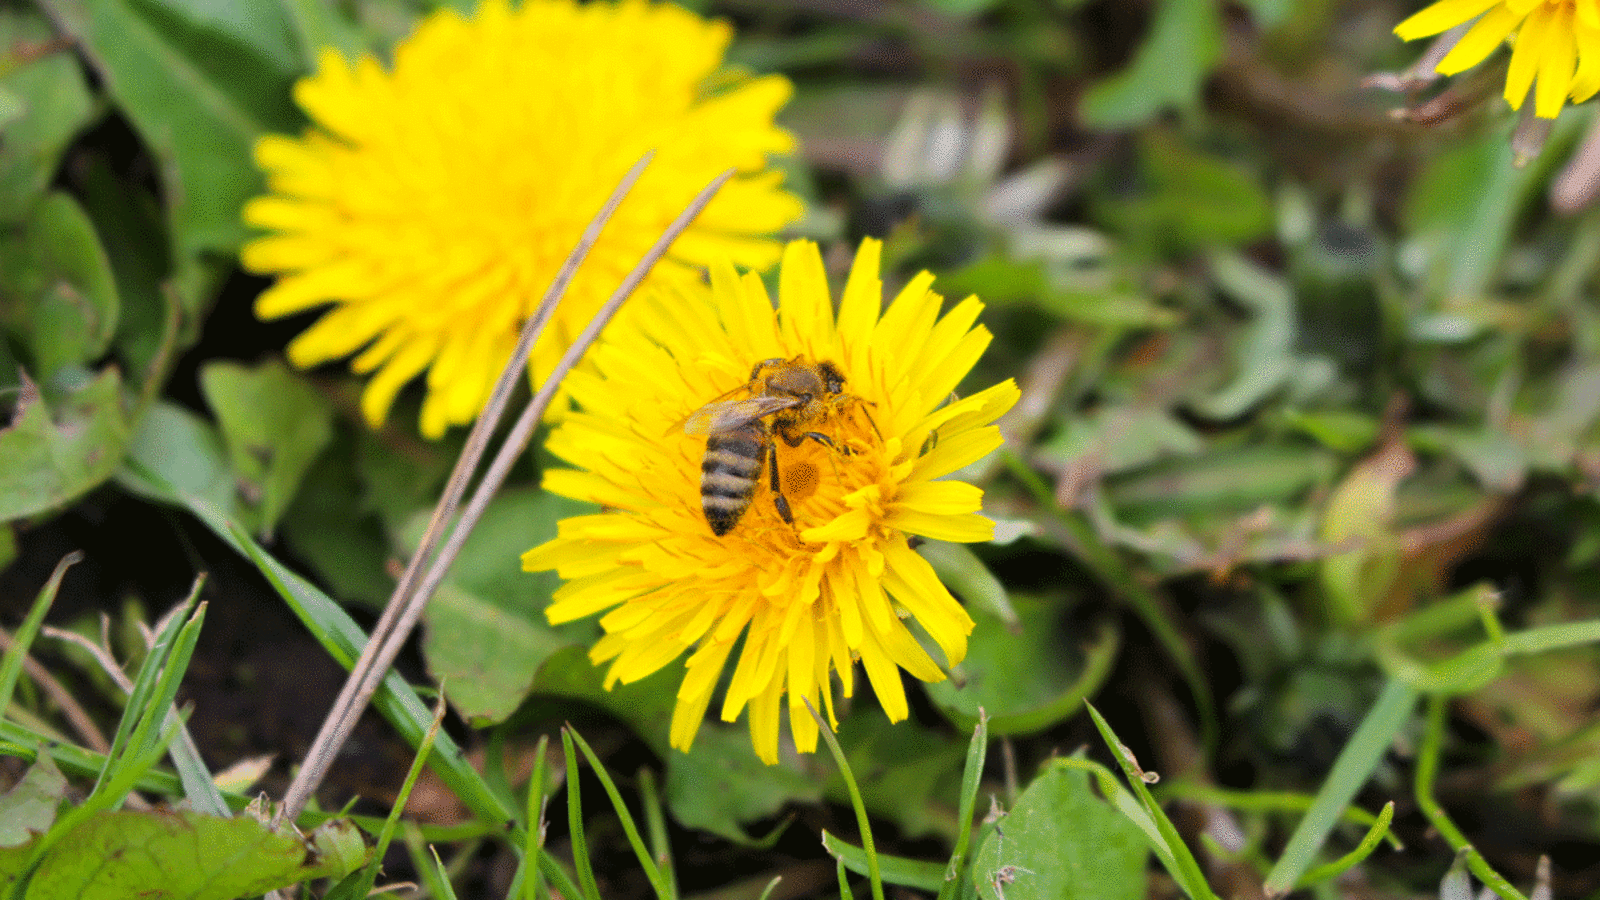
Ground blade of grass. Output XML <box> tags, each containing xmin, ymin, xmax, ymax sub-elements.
<box><xmin>327</xmin><ymin>691</ymin><xmax>449</xmax><ymax>900</ymax></box>
<box><xmin>937</xmin><ymin>710</ymin><xmax>989</xmax><ymax>900</ymax></box>
<box><xmin>0</xmin><ymin>553</ymin><xmax>79</xmax><ymax>718</ymax></box>
<box><xmin>821</xmin><ymin>832</ymin><xmax>946</xmax><ymax>889</ymax></box>
<box><xmin>563</xmin><ymin>726</ymin><xmax>670</xmax><ymax>898</ymax></box>
<box><xmin>1086</xmin><ymin>703</ymin><xmax>1217</xmax><ymax>900</ymax></box>
<box><xmin>1295</xmin><ymin>801</ymin><xmax>1395</xmax><ymax>889</ymax></box>
<box><xmin>96</xmin><ymin>594</ymin><xmax>204</xmax><ymax>799</ymax></box>
<box><xmin>1414</xmin><ymin>695</ymin><xmax>1528</xmax><ymax>900</ymax></box>
<box><xmin>91</xmin><ymin>590</ymin><xmax>189</xmax><ymax>791</ymax></box>
<box><xmin>126</xmin><ymin>591</ymin><xmax>222</xmax><ymax>815</ymax></box>
<box><xmin>431</xmin><ymin>845</ymin><xmax>462</xmax><ymax>900</ymax></box>
<box><xmin>561</xmin><ymin>729</ymin><xmax>602</xmax><ymax>900</ymax></box>
<box><xmin>1050</xmin><ymin>756</ymin><xmax>1181</xmax><ymax>879</ymax></box>
<box><xmin>1158</xmin><ymin>783</ymin><xmax>1402</xmax><ymax>850</ymax></box>
<box><xmin>519</xmin><ymin>734</ymin><xmax>554</xmax><ymax>900</ymax></box>
<box><xmin>1263</xmin><ymin>678</ymin><xmax>1418</xmax><ymax>895</ymax></box>
<box><xmin>639</xmin><ymin>767</ymin><xmax>677</xmax><ymax>899</ymax></box>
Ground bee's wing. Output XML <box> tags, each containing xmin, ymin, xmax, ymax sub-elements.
<box><xmin>682</xmin><ymin>396</ymin><xmax>797</xmax><ymax>435</ymax></box>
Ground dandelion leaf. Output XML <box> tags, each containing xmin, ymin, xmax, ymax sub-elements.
<box><xmin>1080</xmin><ymin>0</ymin><xmax>1223</xmax><ymax>128</ymax></box>
<box><xmin>0</xmin><ymin>192</ymin><xmax>120</xmax><ymax>379</ymax></box>
<box><xmin>36</xmin><ymin>0</ymin><xmax>298</xmax><ymax>263</ymax></box>
<box><xmin>0</xmin><ymin>753</ymin><xmax>67</xmax><ymax>847</ymax></box>
<box><xmin>0</xmin><ymin>9</ymin><xmax>95</xmax><ymax>223</ymax></box>
<box><xmin>419</xmin><ymin>489</ymin><xmax>595</xmax><ymax>724</ymax></box>
<box><xmin>21</xmin><ymin>810</ymin><xmax>364</xmax><ymax>900</ymax></box>
<box><xmin>0</xmin><ymin>368</ymin><xmax>133</xmax><ymax>521</ymax></box>
<box><xmin>973</xmin><ymin>764</ymin><xmax>1147</xmax><ymax>900</ymax></box>
<box><xmin>664</xmin><ymin>725</ymin><xmax>822</xmax><ymax>844</ymax></box>
<box><xmin>198</xmin><ymin>359</ymin><xmax>333</xmax><ymax>535</ymax></box>
<box><xmin>927</xmin><ymin>595</ymin><xmax>1119</xmax><ymax>735</ymax></box>
<box><xmin>118</xmin><ymin>400</ymin><xmax>250</xmax><ymax>528</ymax></box>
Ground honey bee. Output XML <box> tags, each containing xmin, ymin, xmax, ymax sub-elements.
<box><xmin>683</xmin><ymin>356</ymin><xmax>862</xmax><ymax>536</ymax></box>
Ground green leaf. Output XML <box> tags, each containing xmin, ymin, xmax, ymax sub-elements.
<box><xmin>971</xmin><ymin>761</ymin><xmax>1148</xmax><ymax>900</ymax></box>
<box><xmin>663</xmin><ymin>724</ymin><xmax>821</xmax><ymax>844</ymax></box>
<box><xmin>920</xmin><ymin>540</ymin><xmax>1017</xmax><ymax>626</ymax></box>
<box><xmin>22</xmin><ymin>810</ymin><xmax>364</xmax><ymax>900</ymax></box>
<box><xmin>418</xmin><ymin>488</ymin><xmax>593</xmax><ymax>724</ymax></box>
<box><xmin>1080</xmin><ymin>0</ymin><xmax>1223</xmax><ymax>128</ymax></box>
<box><xmin>147</xmin><ymin>0</ymin><xmax>303</xmax><ymax>73</ymax></box>
<box><xmin>939</xmin><ymin>255</ymin><xmax>1179</xmax><ymax>329</ymax></box>
<box><xmin>822</xmin><ymin>831</ymin><xmax>947</xmax><ymax>890</ymax></box>
<box><xmin>277</xmin><ymin>433</ymin><xmax>400</xmax><ymax>607</ymax></box>
<box><xmin>0</xmin><ymin>754</ymin><xmax>67</xmax><ymax>847</ymax></box>
<box><xmin>39</xmin><ymin>0</ymin><xmax>300</xmax><ymax>263</ymax></box>
<box><xmin>830</xmin><ymin>713</ymin><xmax>966</xmax><ymax>839</ymax></box>
<box><xmin>0</xmin><ymin>368</ymin><xmax>133</xmax><ymax>521</ymax></box>
<box><xmin>1105</xmin><ymin>444</ymin><xmax>1337</xmax><ymax>525</ymax></box>
<box><xmin>198</xmin><ymin>359</ymin><xmax>333</xmax><ymax>535</ymax></box>
<box><xmin>0</xmin><ymin>192</ymin><xmax>120</xmax><ymax>378</ymax></box>
<box><xmin>120</xmin><ymin>400</ymin><xmax>249</xmax><ymax>526</ymax></box>
<box><xmin>0</xmin><ymin>10</ymin><xmax>96</xmax><ymax>222</ymax></box>
<box><xmin>1093</xmin><ymin>133</ymin><xmax>1272</xmax><ymax>254</ymax></box>
<box><xmin>928</xmin><ymin>596</ymin><xmax>1119</xmax><ymax>735</ymax></box>
<box><xmin>77</xmin><ymin>157</ymin><xmax>175</xmax><ymax>380</ymax></box>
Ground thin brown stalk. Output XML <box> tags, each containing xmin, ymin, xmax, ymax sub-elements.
<box><xmin>0</xmin><ymin>626</ymin><xmax>111</xmax><ymax>754</ymax></box>
<box><xmin>277</xmin><ymin>156</ymin><xmax>733</xmax><ymax>825</ymax></box>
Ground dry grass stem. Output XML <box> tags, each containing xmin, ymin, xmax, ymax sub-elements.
<box><xmin>276</xmin><ymin>155</ymin><xmax>734</xmax><ymax>825</ymax></box>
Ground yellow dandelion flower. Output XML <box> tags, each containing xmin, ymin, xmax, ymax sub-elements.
<box><xmin>242</xmin><ymin>0</ymin><xmax>803</xmax><ymax>438</ymax></box>
<box><xmin>1395</xmin><ymin>0</ymin><xmax>1600</xmax><ymax>118</ymax></box>
<box><xmin>521</xmin><ymin>238</ymin><xmax>1020</xmax><ymax>764</ymax></box>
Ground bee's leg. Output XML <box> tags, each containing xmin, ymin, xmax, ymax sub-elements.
<box><xmin>798</xmin><ymin>431</ymin><xmax>853</xmax><ymax>457</ymax></box>
<box><xmin>768</xmin><ymin>440</ymin><xmax>794</xmax><ymax>524</ymax></box>
<box><xmin>855</xmin><ymin>402</ymin><xmax>884</xmax><ymax>443</ymax></box>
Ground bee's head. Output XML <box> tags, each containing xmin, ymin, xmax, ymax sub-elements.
<box><xmin>817</xmin><ymin>360</ymin><xmax>846</xmax><ymax>395</ymax></box>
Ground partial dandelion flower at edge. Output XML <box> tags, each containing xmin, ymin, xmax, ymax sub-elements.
<box><xmin>522</xmin><ymin>238</ymin><xmax>1020</xmax><ymax>764</ymax></box>
<box><xmin>241</xmin><ymin>0</ymin><xmax>803</xmax><ymax>438</ymax></box>
<box><xmin>1394</xmin><ymin>0</ymin><xmax>1600</xmax><ymax>118</ymax></box>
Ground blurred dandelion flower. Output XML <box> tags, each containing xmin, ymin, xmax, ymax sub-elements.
<box><xmin>521</xmin><ymin>239</ymin><xmax>1019</xmax><ymax>763</ymax></box>
<box><xmin>1395</xmin><ymin>0</ymin><xmax>1600</xmax><ymax>119</ymax></box>
<box><xmin>242</xmin><ymin>0</ymin><xmax>803</xmax><ymax>438</ymax></box>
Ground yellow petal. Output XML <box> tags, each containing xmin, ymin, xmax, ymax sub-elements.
<box><xmin>1395</xmin><ymin>0</ymin><xmax>1503</xmax><ymax>40</ymax></box>
<box><xmin>1437</xmin><ymin>4</ymin><xmax>1525</xmax><ymax>74</ymax></box>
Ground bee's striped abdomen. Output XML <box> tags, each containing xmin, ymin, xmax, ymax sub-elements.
<box><xmin>702</xmin><ymin>425</ymin><xmax>766</xmax><ymax>535</ymax></box>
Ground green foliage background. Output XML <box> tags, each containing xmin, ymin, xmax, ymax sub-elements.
<box><xmin>4</xmin><ymin>0</ymin><xmax>1600</xmax><ymax>897</ymax></box>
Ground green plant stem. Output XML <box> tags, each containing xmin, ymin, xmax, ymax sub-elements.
<box><xmin>808</xmin><ymin>699</ymin><xmax>884</xmax><ymax>900</ymax></box>
<box><xmin>1414</xmin><ymin>696</ymin><xmax>1527</xmax><ymax>900</ymax></box>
